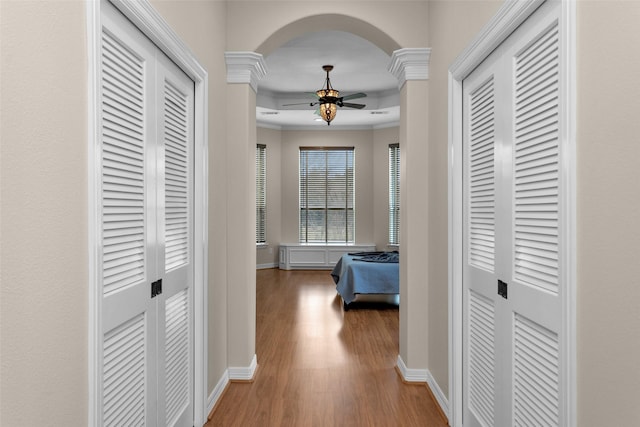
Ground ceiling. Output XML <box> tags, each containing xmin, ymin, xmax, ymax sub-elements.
<box><xmin>256</xmin><ymin>31</ymin><xmax>400</xmax><ymax>130</ymax></box>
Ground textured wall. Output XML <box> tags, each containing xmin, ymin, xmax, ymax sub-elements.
<box><xmin>0</xmin><ymin>1</ymin><xmax>88</xmax><ymax>425</ymax></box>
<box><xmin>427</xmin><ymin>0</ymin><xmax>503</xmax><ymax>398</ymax></box>
<box><xmin>227</xmin><ymin>1</ymin><xmax>428</xmax><ymax>54</ymax></box>
<box><xmin>576</xmin><ymin>1</ymin><xmax>640</xmax><ymax>425</ymax></box>
<box><xmin>151</xmin><ymin>0</ymin><xmax>230</xmax><ymax>398</ymax></box>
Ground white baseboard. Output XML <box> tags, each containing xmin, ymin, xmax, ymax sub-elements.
<box><xmin>228</xmin><ymin>354</ymin><xmax>258</xmax><ymax>381</ymax></box>
<box><xmin>396</xmin><ymin>355</ymin><xmax>429</xmax><ymax>382</ymax></box>
<box><xmin>257</xmin><ymin>262</ymin><xmax>278</xmax><ymax>270</ymax></box>
<box><xmin>207</xmin><ymin>370</ymin><xmax>230</xmax><ymax>418</ymax></box>
<box><xmin>425</xmin><ymin>370</ymin><xmax>449</xmax><ymax>421</ymax></box>
<box><xmin>396</xmin><ymin>355</ymin><xmax>449</xmax><ymax>422</ymax></box>
<box><xmin>207</xmin><ymin>355</ymin><xmax>258</xmax><ymax>418</ymax></box>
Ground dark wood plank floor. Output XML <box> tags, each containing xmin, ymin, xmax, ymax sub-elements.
<box><xmin>206</xmin><ymin>269</ymin><xmax>447</xmax><ymax>426</ymax></box>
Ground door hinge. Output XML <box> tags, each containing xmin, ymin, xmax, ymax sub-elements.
<box><xmin>498</xmin><ymin>279</ymin><xmax>508</xmax><ymax>299</ymax></box>
<box><xmin>151</xmin><ymin>279</ymin><xmax>163</xmax><ymax>298</ymax></box>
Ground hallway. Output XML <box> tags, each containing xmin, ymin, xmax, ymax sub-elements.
<box><xmin>206</xmin><ymin>269</ymin><xmax>447</xmax><ymax>426</ymax></box>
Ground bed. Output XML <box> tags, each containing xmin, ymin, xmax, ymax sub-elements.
<box><xmin>330</xmin><ymin>251</ymin><xmax>400</xmax><ymax>310</ymax></box>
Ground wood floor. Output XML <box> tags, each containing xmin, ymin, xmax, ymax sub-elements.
<box><xmin>206</xmin><ymin>268</ymin><xmax>448</xmax><ymax>427</ymax></box>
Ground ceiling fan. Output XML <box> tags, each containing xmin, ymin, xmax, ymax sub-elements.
<box><xmin>283</xmin><ymin>65</ymin><xmax>367</xmax><ymax>125</ymax></box>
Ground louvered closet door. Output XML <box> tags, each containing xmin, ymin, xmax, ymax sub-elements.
<box><xmin>100</xmin><ymin>3</ymin><xmax>194</xmax><ymax>427</ymax></box>
<box><xmin>462</xmin><ymin>41</ymin><xmax>507</xmax><ymax>427</ymax></box>
<box><xmin>155</xmin><ymin>53</ymin><xmax>194</xmax><ymax>427</ymax></box>
<box><xmin>101</xmin><ymin>5</ymin><xmax>159</xmax><ymax>426</ymax></box>
<box><xmin>463</xmin><ymin>2</ymin><xmax>565</xmax><ymax>426</ymax></box>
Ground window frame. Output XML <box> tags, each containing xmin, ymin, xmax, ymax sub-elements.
<box><xmin>299</xmin><ymin>146</ymin><xmax>355</xmax><ymax>244</ymax></box>
<box><xmin>256</xmin><ymin>143</ymin><xmax>267</xmax><ymax>245</ymax></box>
<box><xmin>389</xmin><ymin>143</ymin><xmax>400</xmax><ymax>246</ymax></box>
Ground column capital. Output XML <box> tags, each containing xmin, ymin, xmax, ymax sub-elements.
<box><xmin>388</xmin><ymin>48</ymin><xmax>432</xmax><ymax>90</ymax></box>
<box><xmin>224</xmin><ymin>51</ymin><xmax>267</xmax><ymax>92</ymax></box>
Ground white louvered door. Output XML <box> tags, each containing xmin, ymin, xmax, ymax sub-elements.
<box><xmin>156</xmin><ymin>52</ymin><xmax>194</xmax><ymax>427</ymax></box>
<box><xmin>100</xmin><ymin>3</ymin><xmax>194</xmax><ymax>426</ymax></box>
<box><xmin>462</xmin><ymin>2</ymin><xmax>565</xmax><ymax>426</ymax></box>
<box><xmin>463</xmin><ymin>39</ymin><xmax>511</xmax><ymax>427</ymax></box>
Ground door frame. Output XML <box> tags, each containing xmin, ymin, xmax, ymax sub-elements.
<box><xmin>87</xmin><ymin>0</ymin><xmax>209</xmax><ymax>425</ymax></box>
<box><xmin>447</xmin><ymin>1</ymin><xmax>576</xmax><ymax>426</ymax></box>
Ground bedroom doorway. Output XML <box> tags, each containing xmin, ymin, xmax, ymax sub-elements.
<box><xmin>249</xmin><ymin>14</ymin><xmax>428</xmax><ymax>379</ymax></box>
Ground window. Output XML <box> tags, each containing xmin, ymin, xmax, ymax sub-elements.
<box><xmin>299</xmin><ymin>147</ymin><xmax>354</xmax><ymax>243</ymax></box>
<box><xmin>256</xmin><ymin>144</ymin><xmax>266</xmax><ymax>244</ymax></box>
<box><xmin>389</xmin><ymin>143</ymin><xmax>400</xmax><ymax>245</ymax></box>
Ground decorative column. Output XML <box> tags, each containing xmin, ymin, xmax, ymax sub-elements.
<box><xmin>388</xmin><ymin>48</ymin><xmax>432</xmax><ymax>379</ymax></box>
<box><xmin>224</xmin><ymin>52</ymin><xmax>267</xmax><ymax>377</ymax></box>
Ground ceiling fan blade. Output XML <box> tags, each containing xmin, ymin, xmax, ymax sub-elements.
<box><xmin>341</xmin><ymin>92</ymin><xmax>367</xmax><ymax>101</ymax></box>
<box><xmin>314</xmin><ymin>107</ymin><xmax>320</xmax><ymax>116</ymax></box>
<box><xmin>341</xmin><ymin>102</ymin><xmax>366</xmax><ymax>109</ymax></box>
<box><xmin>282</xmin><ymin>102</ymin><xmax>318</xmax><ymax>107</ymax></box>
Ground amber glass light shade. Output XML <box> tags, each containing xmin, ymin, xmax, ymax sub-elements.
<box><xmin>316</xmin><ymin>89</ymin><xmax>340</xmax><ymax>99</ymax></box>
<box><xmin>319</xmin><ymin>102</ymin><xmax>337</xmax><ymax>125</ymax></box>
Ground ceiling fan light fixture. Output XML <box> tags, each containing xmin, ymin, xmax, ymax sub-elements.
<box><xmin>316</xmin><ymin>65</ymin><xmax>341</xmax><ymax>125</ymax></box>
<box><xmin>316</xmin><ymin>88</ymin><xmax>339</xmax><ymax>99</ymax></box>
<box><xmin>279</xmin><ymin>65</ymin><xmax>364</xmax><ymax>125</ymax></box>
<box><xmin>319</xmin><ymin>102</ymin><xmax>337</xmax><ymax>125</ymax></box>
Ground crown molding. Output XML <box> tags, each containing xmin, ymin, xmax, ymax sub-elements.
<box><xmin>388</xmin><ymin>48</ymin><xmax>432</xmax><ymax>90</ymax></box>
<box><xmin>449</xmin><ymin>0</ymin><xmax>544</xmax><ymax>80</ymax></box>
<box><xmin>225</xmin><ymin>52</ymin><xmax>267</xmax><ymax>92</ymax></box>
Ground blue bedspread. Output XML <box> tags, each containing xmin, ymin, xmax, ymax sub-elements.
<box><xmin>330</xmin><ymin>253</ymin><xmax>400</xmax><ymax>304</ymax></box>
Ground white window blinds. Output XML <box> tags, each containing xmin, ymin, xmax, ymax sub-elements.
<box><xmin>299</xmin><ymin>147</ymin><xmax>354</xmax><ymax>243</ymax></box>
<box><xmin>256</xmin><ymin>144</ymin><xmax>266</xmax><ymax>244</ymax></box>
<box><xmin>389</xmin><ymin>143</ymin><xmax>400</xmax><ymax>245</ymax></box>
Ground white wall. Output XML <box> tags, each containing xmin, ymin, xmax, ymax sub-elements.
<box><xmin>576</xmin><ymin>1</ymin><xmax>640</xmax><ymax>425</ymax></box>
<box><xmin>150</xmin><ymin>0</ymin><xmax>230</xmax><ymax>398</ymax></box>
<box><xmin>427</xmin><ymin>0</ymin><xmax>503</xmax><ymax>397</ymax></box>
<box><xmin>227</xmin><ymin>1</ymin><xmax>428</xmax><ymax>55</ymax></box>
<box><xmin>0</xmin><ymin>1</ymin><xmax>88</xmax><ymax>424</ymax></box>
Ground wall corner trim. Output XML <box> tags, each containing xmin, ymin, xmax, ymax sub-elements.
<box><xmin>225</xmin><ymin>52</ymin><xmax>267</xmax><ymax>92</ymax></box>
<box><xmin>396</xmin><ymin>356</ymin><xmax>449</xmax><ymax>421</ymax></box>
<box><xmin>228</xmin><ymin>354</ymin><xmax>258</xmax><ymax>381</ymax></box>
<box><xmin>207</xmin><ymin>370</ymin><xmax>230</xmax><ymax>419</ymax></box>
<box><xmin>396</xmin><ymin>354</ymin><xmax>428</xmax><ymax>382</ymax></box>
<box><xmin>426</xmin><ymin>370</ymin><xmax>450</xmax><ymax>423</ymax></box>
<box><xmin>388</xmin><ymin>48</ymin><xmax>432</xmax><ymax>90</ymax></box>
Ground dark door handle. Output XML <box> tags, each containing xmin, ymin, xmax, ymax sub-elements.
<box><xmin>498</xmin><ymin>280</ymin><xmax>508</xmax><ymax>299</ymax></box>
<box><xmin>151</xmin><ymin>279</ymin><xmax>163</xmax><ymax>298</ymax></box>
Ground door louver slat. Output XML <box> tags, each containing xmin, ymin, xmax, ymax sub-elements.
<box><xmin>514</xmin><ymin>23</ymin><xmax>560</xmax><ymax>295</ymax></box>
<box><xmin>103</xmin><ymin>314</ymin><xmax>146</xmax><ymax>427</ymax></box>
<box><xmin>101</xmin><ymin>30</ymin><xmax>146</xmax><ymax>296</ymax></box>
<box><xmin>468</xmin><ymin>77</ymin><xmax>496</xmax><ymax>273</ymax></box>
<box><xmin>468</xmin><ymin>290</ymin><xmax>496</xmax><ymax>427</ymax></box>
<box><xmin>513</xmin><ymin>314</ymin><xmax>560</xmax><ymax>426</ymax></box>
<box><xmin>165</xmin><ymin>290</ymin><xmax>190</xmax><ymax>426</ymax></box>
<box><xmin>164</xmin><ymin>81</ymin><xmax>190</xmax><ymax>272</ymax></box>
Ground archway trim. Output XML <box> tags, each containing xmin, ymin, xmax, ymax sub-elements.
<box><xmin>225</xmin><ymin>52</ymin><xmax>267</xmax><ymax>92</ymax></box>
<box><xmin>388</xmin><ymin>48</ymin><xmax>432</xmax><ymax>90</ymax></box>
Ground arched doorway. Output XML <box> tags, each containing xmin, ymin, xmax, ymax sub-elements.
<box><xmin>225</xmin><ymin>11</ymin><xmax>432</xmax><ymax>399</ymax></box>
